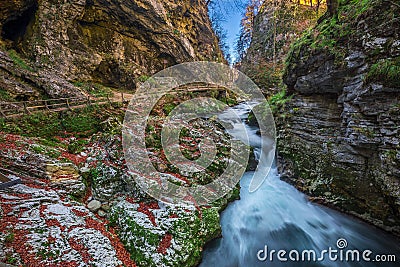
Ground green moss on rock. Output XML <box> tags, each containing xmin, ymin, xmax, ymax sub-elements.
<box><xmin>366</xmin><ymin>57</ymin><xmax>400</xmax><ymax>88</ymax></box>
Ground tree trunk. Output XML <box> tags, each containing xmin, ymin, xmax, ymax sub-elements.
<box><xmin>327</xmin><ymin>0</ymin><xmax>338</xmax><ymax>16</ymax></box>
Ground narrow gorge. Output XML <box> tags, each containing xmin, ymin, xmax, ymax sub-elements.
<box><xmin>0</xmin><ymin>0</ymin><xmax>399</xmax><ymax>266</ymax></box>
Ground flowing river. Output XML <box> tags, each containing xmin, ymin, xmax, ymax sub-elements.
<box><xmin>200</xmin><ymin>102</ymin><xmax>400</xmax><ymax>267</ymax></box>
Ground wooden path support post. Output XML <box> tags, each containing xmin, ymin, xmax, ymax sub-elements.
<box><xmin>66</xmin><ymin>98</ymin><xmax>72</xmax><ymax>110</ymax></box>
<box><xmin>44</xmin><ymin>100</ymin><xmax>50</xmax><ymax>111</ymax></box>
<box><xmin>0</xmin><ymin>105</ymin><xmax>5</xmax><ymax>117</ymax></box>
<box><xmin>23</xmin><ymin>102</ymin><xmax>30</xmax><ymax>114</ymax></box>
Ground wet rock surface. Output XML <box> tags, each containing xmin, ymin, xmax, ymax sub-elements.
<box><xmin>0</xmin><ymin>113</ymin><xmax>240</xmax><ymax>266</ymax></box>
<box><xmin>109</xmin><ymin>200</ymin><xmax>221</xmax><ymax>267</ymax></box>
<box><xmin>280</xmin><ymin>0</ymin><xmax>400</xmax><ymax>235</ymax></box>
<box><xmin>0</xmin><ymin>1</ymin><xmax>231</xmax><ymax>266</ymax></box>
<box><xmin>0</xmin><ymin>0</ymin><xmax>223</xmax><ymax>100</ymax></box>
<box><xmin>0</xmin><ymin>183</ymin><xmax>135</xmax><ymax>266</ymax></box>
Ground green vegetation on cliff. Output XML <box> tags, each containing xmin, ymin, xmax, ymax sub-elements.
<box><xmin>7</xmin><ymin>49</ymin><xmax>34</xmax><ymax>71</ymax></box>
<box><xmin>0</xmin><ymin>105</ymin><xmax>123</xmax><ymax>139</ymax></box>
<box><xmin>286</xmin><ymin>0</ymin><xmax>398</xmax><ymax>71</ymax></box>
<box><xmin>239</xmin><ymin>0</ymin><xmax>324</xmax><ymax>94</ymax></box>
<box><xmin>366</xmin><ymin>57</ymin><xmax>400</xmax><ymax>88</ymax></box>
<box><xmin>279</xmin><ymin>0</ymin><xmax>400</xmax><ymax>235</ymax></box>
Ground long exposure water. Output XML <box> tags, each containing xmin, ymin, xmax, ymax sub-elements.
<box><xmin>200</xmin><ymin>102</ymin><xmax>400</xmax><ymax>267</ymax></box>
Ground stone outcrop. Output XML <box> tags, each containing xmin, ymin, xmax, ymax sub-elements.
<box><xmin>0</xmin><ymin>183</ymin><xmax>133</xmax><ymax>266</ymax></box>
<box><xmin>46</xmin><ymin>163</ymin><xmax>80</xmax><ymax>182</ymax></box>
<box><xmin>280</xmin><ymin>0</ymin><xmax>400</xmax><ymax>235</ymax></box>
<box><xmin>110</xmin><ymin>200</ymin><xmax>221</xmax><ymax>267</ymax></box>
<box><xmin>0</xmin><ymin>50</ymin><xmax>85</xmax><ymax>99</ymax></box>
<box><xmin>1</xmin><ymin>0</ymin><xmax>222</xmax><ymax>90</ymax></box>
<box><xmin>0</xmin><ymin>0</ymin><xmax>223</xmax><ymax>99</ymax></box>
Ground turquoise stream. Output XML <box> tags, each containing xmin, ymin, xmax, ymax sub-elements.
<box><xmin>200</xmin><ymin>102</ymin><xmax>400</xmax><ymax>267</ymax></box>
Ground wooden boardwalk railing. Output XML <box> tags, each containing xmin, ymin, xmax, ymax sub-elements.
<box><xmin>0</xmin><ymin>84</ymin><xmax>231</xmax><ymax>119</ymax></box>
<box><xmin>0</xmin><ymin>94</ymin><xmax>127</xmax><ymax>119</ymax></box>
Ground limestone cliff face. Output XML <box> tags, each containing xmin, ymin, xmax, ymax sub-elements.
<box><xmin>280</xmin><ymin>0</ymin><xmax>400</xmax><ymax>234</ymax></box>
<box><xmin>239</xmin><ymin>1</ymin><xmax>321</xmax><ymax>93</ymax></box>
<box><xmin>0</xmin><ymin>0</ymin><xmax>223</xmax><ymax>98</ymax></box>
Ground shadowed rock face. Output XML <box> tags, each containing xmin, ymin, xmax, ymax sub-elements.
<box><xmin>281</xmin><ymin>0</ymin><xmax>400</xmax><ymax>235</ymax></box>
<box><xmin>0</xmin><ymin>0</ymin><xmax>223</xmax><ymax>97</ymax></box>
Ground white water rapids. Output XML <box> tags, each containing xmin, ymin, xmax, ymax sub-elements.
<box><xmin>200</xmin><ymin>102</ymin><xmax>400</xmax><ymax>267</ymax></box>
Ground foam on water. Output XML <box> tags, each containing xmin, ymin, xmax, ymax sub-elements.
<box><xmin>201</xmin><ymin>102</ymin><xmax>400</xmax><ymax>267</ymax></box>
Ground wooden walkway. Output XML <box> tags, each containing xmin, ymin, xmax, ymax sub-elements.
<box><xmin>0</xmin><ymin>83</ymin><xmax>230</xmax><ymax>119</ymax></box>
<box><xmin>0</xmin><ymin>92</ymin><xmax>131</xmax><ymax>119</ymax></box>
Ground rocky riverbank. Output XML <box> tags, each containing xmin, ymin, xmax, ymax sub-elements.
<box><xmin>0</xmin><ymin>93</ymin><xmax>240</xmax><ymax>266</ymax></box>
<box><xmin>279</xmin><ymin>0</ymin><xmax>400</xmax><ymax>235</ymax></box>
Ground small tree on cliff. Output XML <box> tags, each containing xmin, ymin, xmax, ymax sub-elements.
<box><xmin>236</xmin><ymin>0</ymin><xmax>261</xmax><ymax>61</ymax></box>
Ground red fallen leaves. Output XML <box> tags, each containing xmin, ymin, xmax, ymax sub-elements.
<box><xmin>39</xmin><ymin>204</ymin><xmax>47</xmax><ymax>216</ymax></box>
<box><xmin>157</xmin><ymin>233</ymin><xmax>173</xmax><ymax>255</ymax></box>
<box><xmin>11</xmin><ymin>193</ymin><xmax>31</xmax><ymax>200</ymax></box>
<box><xmin>13</xmin><ymin>229</ymin><xmax>40</xmax><ymax>265</ymax></box>
<box><xmin>88</xmin><ymin>160</ymin><xmax>97</xmax><ymax>168</ymax></box>
<box><xmin>169</xmin><ymin>213</ymin><xmax>179</xmax><ymax>219</ymax></box>
<box><xmin>108</xmin><ymin>225</ymin><xmax>137</xmax><ymax>267</ymax></box>
<box><xmin>0</xmin><ymin>201</ymin><xmax>13</xmax><ymax>215</ymax></box>
<box><xmin>68</xmin><ymin>238</ymin><xmax>93</xmax><ymax>264</ymax></box>
<box><xmin>165</xmin><ymin>172</ymin><xmax>191</xmax><ymax>185</ymax></box>
<box><xmin>85</xmin><ymin>217</ymin><xmax>102</xmax><ymax>231</ymax></box>
<box><xmin>125</xmin><ymin>196</ymin><xmax>136</xmax><ymax>204</ymax></box>
<box><xmin>0</xmin><ymin>140</ymin><xmax>17</xmax><ymax>150</ymax></box>
<box><xmin>72</xmin><ymin>208</ymin><xmax>88</xmax><ymax>217</ymax></box>
<box><xmin>83</xmin><ymin>187</ymin><xmax>92</xmax><ymax>203</ymax></box>
<box><xmin>0</xmin><ymin>134</ymin><xmax>28</xmax><ymax>154</ymax></box>
<box><xmin>146</xmin><ymin>202</ymin><xmax>160</xmax><ymax>210</ymax></box>
<box><xmin>0</xmin><ymin>185</ymin><xmax>134</xmax><ymax>266</ymax></box>
<box><xmin>0</xmin><ymin>205</ymin><xmax>17</xmax><ymax>234</ymax></box>
<box><xmin>158</xmin><ymin>149</ymin><xmax>168</xmax><ymax>162</ymax></box>
<box><xmin>4</xmin><ymin>134</ymin><xmax>20</xmax><ymax>142</ymax></box>
<box><xmin>46</xmin><ymin>219</ymin><xmax>66</xmax><ymax>231</ymax></box>
<box><xmin>61</xmin><ymin>151</ymin><xmax>87</xmax><ymax>166</ymax></box>
<box><xmin>137</xmin><ymin>202</ymin><xmax>159</xmax><ymax>226</ymax></box>
<box><xmin>60</xmin><ymin>262</ymin><xmax>79</xmax><ymax>267</ymax></box>
<box><xmin>84</xmin><ymin>217</ymin><xmax>136</xmax><ymax>267</ymax></box>
<box><xmin>54</xmin><ymin>136</ymin><xmax>71</xmax><ymax>143</ymax></box>
<box><xmin>0</xmin><ymin>209</ymin><xmax>49</xmax><ymax>267</ymax></box>
<box><xmin>48</xmin><ymin>235</ymin><xmax>57</xmax><ymax>244</ymax></box>
<box><xmin>25</xmin><ymin>180</ymin><xmax>51</xmax><ymax>191</ymax></box>
<box><xmin>4</xmin><ymin>220</ymin><xmax>79</xmax><ymax>266</ymax></box>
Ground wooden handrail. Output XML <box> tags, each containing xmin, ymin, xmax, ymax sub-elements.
<box><xmin>0</xmin><ymin>85</ymin><xmax>233</xmax><ymax>118</ymax></box>
<box><xmin>3</xmin><ymin>97</ymin><xmax>85</xmax><ymax>105</ymax></box>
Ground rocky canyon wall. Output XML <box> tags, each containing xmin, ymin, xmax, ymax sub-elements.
<box><xmin>280</xmin><ymin>0</ymin><xmax>400</xmax><ymax>235</ymax></box>
<box><xmin>0</xmin><ymin>0</ymin><xmax>223</xmax><ymax>98</ymax></box>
